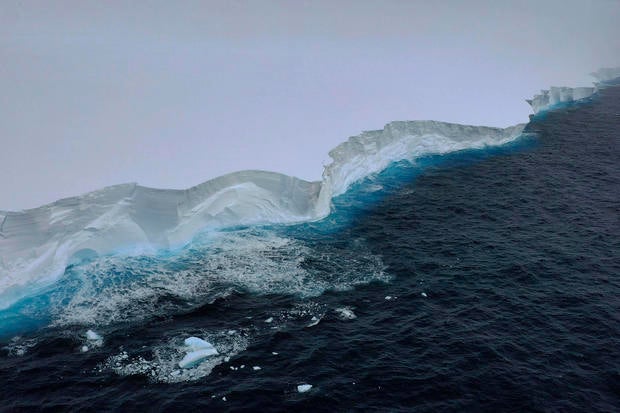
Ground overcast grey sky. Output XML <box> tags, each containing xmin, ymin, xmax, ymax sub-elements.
<box><xmin>1</xmin><ymin>0</ymin><xmax>619</xmax><ymax>210</ymax></box>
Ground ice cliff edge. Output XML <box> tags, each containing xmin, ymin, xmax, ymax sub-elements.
<box><xmin>0</xmin><ymin>120</ymin><xmax>525</xmax><ymax>309</ymax></box>
<box><xmin>526</xmin><ymin>67</ymin><xmax>620</xmax><ymax>115</ymax></box>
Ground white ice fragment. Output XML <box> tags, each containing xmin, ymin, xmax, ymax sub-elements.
<box><xmin>224</xmin><ymin>356</ymin><xmax>230</xmax><ymax>362</ymax></box>
<box><xmin>85</xmin><ymin>330</ymin><xmax>102</xmax><ymax>341</ymax></box>
<box><xmin>264</xmin><ymin>317</ymin><xmax>273</xmax><ymax>323</ymax></box>
<box><xmin>222</xmin><ymin>397</ymin><xmax>227</xmax><ymax>401</ymax></box>
<box><xmin>307</xmin><ymin>316</ymin><xmax>320</xmax><ymax>327</ymax></box>
<box><xmin>334</xmin><ymin>307</ymin><xmax>357</xmax><ymax>320</ymax></box>
<box><xmin>240</xmin><ymin>365</ymin><xmax>245</xmax><ymax>369</ymax></box>
<box><xmin>272</xmin><ymin>352</ymin><xmax>279</xmax><ymax>355</ymax></box>
<box><xmin>178</xmin><ymin>348</ymin><xmax>219</xmax><ymax>369</ymax></box>
<box><xmin>297</xmin><ymin>384</ymin><xmax>313</xmax><ymax>393</ymax></box>
<box><xmin>385</xmin><ymin>296</ymin><xmax>392</xmax><ymax>300</ymax></box>
<box><xmin>253</xmin><ymin>366</ymin><xmax>261</xmax><ymax>371</ymax></box>
<box><xmin>421</xmin><ymin>292</ymin><xmax>428</xmax><ymax>298</ymax></box>
<box><xmin>81</xmin><ymin>345</ymin><xmax>89</xmax><ymax>353</ymax></box>
<box><xmin>184</xmin><ymin>336</ymin><xmax>216</xmax><ymax>352</ymax></box>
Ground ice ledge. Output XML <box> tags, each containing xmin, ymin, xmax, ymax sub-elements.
<box><xmin>527</xmin><ymin>66</ymin><xmax>620</xmax><ymax>115</ymax></box>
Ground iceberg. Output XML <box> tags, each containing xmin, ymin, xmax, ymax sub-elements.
<box><xmin>526</xmin><ymin>86</ymin><xmax>597</xmax><ymax>115</ymax></box>
<box><xmin>5</xmin><ymin>67</ymin><xmax>618</xmax><ymax>309</ymax></box>
<box><xmin>0</xmin><ymin>120</ymin><xmax>526</xmax><ymax>310</ymax></box>
<box><xmin>526</xmin><ymin>67</ymin><xmax>620</xmax><ymax>115</ymax></box>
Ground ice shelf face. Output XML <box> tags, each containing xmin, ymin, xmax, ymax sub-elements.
<box><xmin>526</xmin><ymin>86</ymin><xmax>597</xmax><ymax>115</ymax></box>
<box><xmin>319</xmin><ymin>120</ymin><xmax>526</xmax><ymax>204</ymax></box>
<box><xmin>0</xmin><ymin>120</ymin><xmax>527</xmax><ymax>309</ymax></box>
<box><xmin>0</xmin><ymin>172</ymin><xmax>322</xmax><ymax>309</ymax></box>
<box><xmin>526</xmin><ymin>66</ymin><xmax>620</xmax><ymax>115</ymax></box>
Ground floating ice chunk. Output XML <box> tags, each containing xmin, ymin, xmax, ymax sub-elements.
<box><xmin>240</xmin><ymin>365</ymin><xmax>245</xmax><ymax>369</ymax></box>
<box><xmin>222</xmin><ymin>396</ymin><xmax>227</xmax><ymax>401</ymax></box>
<box><xmin>421</xmin><ymin>292</ymin><xmax>428</xmax><ymax>298</ymax></box>
<box><xmin>224</xmin><ymin>356</ymin><xmax>230</xmax><ymax>362</ymax></box>
<box><xmin>184</xmin><ymin>336</ymin><xmax>216</xmax><ymax>351</ymax></box>
<box><xmin>307</xmin><ymin>316</ymin><xmax>320</xmax><ymax>327</ymax></box>
<box><xmin>179</xmin><ymin>348</ymin><xmax>219</xmax><ymax>369</ymax></box>
<box><xmin>334</xmin><ymin>307</ymin><xmax>357</xmax><ymax>320</ymax></box>
<box><xmin>272</xmin><ymin>352</ymin><xmax>279</xmax><ymax>355</ymax></box>
<box><xmin>297</xmin><ymin>384</ymin><xmax>313</xmax><ymax>393</ymax></box>
<box><xmin>385</xmin><ymin>296</ymin><xmax>393</xmax><ymax>300</ymax></box>
<box><xmin>265</xmin><ymin>317</ymin><xmax>273</xmax><ymax>323</ymax></box>
<box><xmin>81</xmin><ymin>345</ymin><xmax>89</xmax><ymax>353</ymax></box>
<box><xmin>253</xmin><ymin>366</ymin><xmax>261</xmax><ymax>371</ymax></box>
<box><xmin>85</xmin><ymin>330</ymin><xmax>102</xmax><ymax>341</ymax></box>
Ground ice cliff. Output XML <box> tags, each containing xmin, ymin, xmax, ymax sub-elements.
<box><xmin>527</xmin><ymin>67</ymin><xmax>620</xmax><ymax>115</ymax></box>
<box><xmin>0</xmin><ymin>121</ymin><xmax>525</xmax><ymax>309</ymax></box>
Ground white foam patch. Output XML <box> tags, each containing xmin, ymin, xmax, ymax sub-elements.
<box><xmin>48</xmin><ymin>230</ymin><xmax>386</xmax><ymax>328</ymax></box>
<box><xmin>3</xmin><ymin>336</ymin><xmax>38</xmax><ymax>356</ymax></box>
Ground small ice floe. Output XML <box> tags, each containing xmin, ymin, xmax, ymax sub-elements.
<box><xmin>224</xmin><ymin>356</ymin><xmax>231</xmax><ymax>362</ymax></box>
<box><xmin>240</xmin><ymin>365</ymin><xmax>245</xmax><ymax>369</ymax></box>
<box><xmin>334</xmin><ymin>307</ymin><xmax>357</xmax><ymax>320</ymax></box>
<box><xmin>385</xmin><ymin>295</ymin><xmax>398</xmax><ymax>301</ymax></box>
<box><xmin>421</xmin><ymin>292</ymin><xmax>428</xmax><ymax>298</ymax></box>
<box><xmin>272</xmin><ymin>352</ymin><xmax>279</xmax><ymax>355</ymax></box>
<box><xmin>264</xmin><ymin>317</ymin><xmax>274</xmax><ymax>323</ymax></box>
<box><xmin>184</xmin><ymin>337</ymin><xmax>215</xmax><ymax>351</ymax></box>
<box><xmin>307</xmin><ymin>316</ymin><xmax>321</xmax><ymax>327</ymax></box>
<box><xmin>222</xmin><ymin>396</ymin><xmax>227</xmax><ymax>401</ymax></box>
<box><xmin>85</xmin><ymin>330</ymin><xmax>102</xmax><ymax>341</ymax></box>
<box><xmin>178</xmin><ymin>337</ymin><xmax>219</xmax><ymax>369</ymax></box>
<box><xmin>253</xmin><ymin>366</ymin><xmax>261</xmax><ymax>371</ymax></box>
<box><xmin>82</xmin><ymin>329</ymin><xmax>103</xmax><ymax>351</ymax></box>
<box><xmin>297</xmin><ymin>383</ymin><xmax>313</xmax><ymax>393</ymax></box>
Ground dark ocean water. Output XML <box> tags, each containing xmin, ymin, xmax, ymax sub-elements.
<box><xmin>1</xmin><ymin>85</ymin><xmax>619</xmax><ymax>412</ymax></box>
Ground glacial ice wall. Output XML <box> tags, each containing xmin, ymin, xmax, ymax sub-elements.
<box><xmin>526</xmin><ymin>67</ymin><xmax>620</xmax><ymax>115</ymax></box>
<box><xmin>0</xmin><ymin>121</ymin><xmax>526</xmax><ymax>309</ymax></box>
